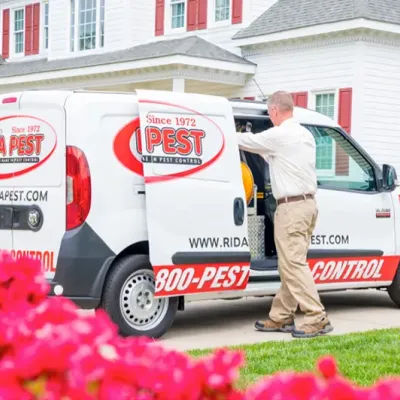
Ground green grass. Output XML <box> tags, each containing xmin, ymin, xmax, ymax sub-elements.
<box><xmin>189</xmin><ymin>328</ymin><xmax>400</xmax><ymax>389</ymax></box>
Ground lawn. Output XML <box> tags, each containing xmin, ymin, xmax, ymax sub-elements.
<box><xmin>189</xmin><ymin>328</ymin><xmax>400</xmax><ymax>389</ymax></box>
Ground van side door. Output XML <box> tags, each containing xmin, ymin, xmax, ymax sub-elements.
<box><xmin>136</xmin><ymin>90</ymin><xmax>251</xmax><ymax>298</ymax></box>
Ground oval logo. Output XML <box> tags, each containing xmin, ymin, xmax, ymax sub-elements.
<box><xmin>113</xmin><ymin>101</ymin><xmax>225</xmax><ymax>183</ymax></box>
<box><xmin>0</xmin><ymin>115</ymin><xmax>57</xmax><ymax>180</ymax></box>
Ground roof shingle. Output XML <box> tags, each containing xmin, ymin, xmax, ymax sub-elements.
<box><xmin>233</xmin><ymin>0</ymin><xmax>400</xmax><ymax>39</ymax></box>
<box><xmin>0</xmin><ymin>36</ymin><xmax>254</xmax><ymax>78</ymax></box>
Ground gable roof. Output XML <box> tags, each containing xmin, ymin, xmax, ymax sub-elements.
<box><xmin>233</xmin><ymin>0</ymin><xmax>400</xmax><ymax>39</ymax></box>
<box><xmin>0</xmin><ymin>36</ymin><xmax>254</xmax><ymax>78</ymax></box>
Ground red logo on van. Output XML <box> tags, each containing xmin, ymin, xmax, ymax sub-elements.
<box><xmin>113</xmin><ymin>101</ymin><xmax>225</xmax><ymax>183</ymax></box>
<box><xmin>0</xmin><ymin>115</ymin><xmax>57</xmax><ymax>179</ymax></box>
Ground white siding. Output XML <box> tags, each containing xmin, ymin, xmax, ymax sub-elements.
<box><xmin>48</xmin><ymin>0</ymin><xmax>68</xmax><ymax>58</ymax></box>
<box><xmin>361</xmin><ymin>41</ymin><xmax>400</xmax><ymax>172</ymax></box>
<box><xmin>239</xmin><ymin>42</ymin><xmax>357</xmax><ymax>100</ymax></box>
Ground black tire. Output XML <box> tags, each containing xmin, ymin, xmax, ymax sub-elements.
<box><xmin>99</xmin><ymin>254</ymin><xmax>178</xmax><ymax>339</ymax></box>
<box><xmin>388</xmin><ymin>265</ymin><xmax>400</xmax><ymax>307</ymax></box>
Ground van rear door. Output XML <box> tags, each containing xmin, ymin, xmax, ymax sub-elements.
<box><xmin>136</xmin><ymin>89</ymin><xmax>251</xmax><ymax>298</ymax></box>
<box><xmin>8</xmin><ymin>91</ymin><xmax>68</xmax><ymax>279</ymax></box>
<box><xmin>0</xmin><ymin>94</ymin><xmax>22</xmax><ymax>253</ymax></box>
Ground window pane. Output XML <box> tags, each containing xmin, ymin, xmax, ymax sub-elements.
<box><xmin>215</xmin><ymin>0</ymin><xmax>230</xmax><ymax>21</ymax></box>
<box><xmin>315</xmin><ymin>93</ymin><xmax>335</xmax><ymax>120</ymax></box>
<box><xmin>171</xmin><ymin>1</ymin><xmax>185</xmax><ymax>28</ymax></box>
<box><xmin>14</xmin><ymin>10</ymin><xmax>24</xmax><ymax>54</ymax></box>
<box><xmin>305</xmin><ymin>125</ymin><xmax>376</xmax><ymax>192</ymax></box>
<box><xmin>78</xmin><ymin>0</ymin><xmax>97</xmax><ymax>50</ymax></box>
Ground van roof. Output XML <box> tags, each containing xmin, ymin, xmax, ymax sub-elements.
<box><xmin>0</xmin><ymin>89</ymin><xmax>340</xmax><ymax>129</ymax></box>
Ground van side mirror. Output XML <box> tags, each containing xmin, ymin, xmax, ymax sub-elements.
<box><xmin>382</xmin><ymin>164</ymin><xmax>398</xmax><ymax>191</ymax></box>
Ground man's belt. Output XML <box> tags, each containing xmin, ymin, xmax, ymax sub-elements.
<box><xmin>277</xmin><ymin>193</ymin><xmax>314</xmax><ymax>205</ymax></box>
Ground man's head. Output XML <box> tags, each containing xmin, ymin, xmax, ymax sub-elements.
<box><xmin>267</xmin><ymin>91</ymin><xmax>294</xmax><ymax>126</ymax></box>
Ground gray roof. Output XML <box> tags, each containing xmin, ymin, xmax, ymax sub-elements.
<box><xmin>233</xmin><ymin>0</ymin><xmax>400</xmax><ymax>39</ymax></box>
<box><xmin>0</xmin><ymin>35</ymin><xmax>254</xmax><ymax>78</ymax></box>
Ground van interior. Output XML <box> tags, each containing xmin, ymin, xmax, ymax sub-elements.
<box><xmin>234</xmin><ymin>115</ymin><xmax>279</xmax><ymax>274</ymax></box>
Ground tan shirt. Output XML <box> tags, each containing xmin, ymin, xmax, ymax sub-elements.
<box><xmin>236</xmin><ymin>118</ymin><xmax>318</xmax><ymax>200</ymax></box>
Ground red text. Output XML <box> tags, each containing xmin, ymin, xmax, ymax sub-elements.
<box><xmin>154</xmin><ymin>263</ymin><xmax>250</xmax><ymax>297</ymax></box>
<box><xmin>0</xmin><ymin>134</ymin><xmax>44</xmax><ymax>157</ymax></box>
<box><xmin>7</xmin><ymin>249</ymin><xmax>55</xmax><ymax>272</ymax></box>
<box><xmin>144</xmin><ymin>127</ymin><xmax>205</xmax><ymax>156</ymax></box>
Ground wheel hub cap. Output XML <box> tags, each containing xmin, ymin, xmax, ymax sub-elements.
<box><xmin>119</xmin><ymin>269</ymin><xmax>169</xmax><ymax>331</ymax></box>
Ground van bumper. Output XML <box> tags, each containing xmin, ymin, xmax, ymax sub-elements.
<box><xmin>49</xmin><ymin>222</ymin><xmax>116</xmax><ymax>309</ymax></box>
<box><xmin>47</xmin><ymin>282</ymin><xmax>101</xmax><ymax>309</ymax></box>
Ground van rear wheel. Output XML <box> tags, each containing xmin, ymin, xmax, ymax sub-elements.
<box><xmin>100</xmin><ymin>254</ymin><xmax>178</xmax><ymax>338</ymax></box>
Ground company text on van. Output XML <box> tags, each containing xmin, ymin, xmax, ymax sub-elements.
<box><xmin>0</xmin><ymin>190</ymin><xmax>48</xmax><ymax>202</ymax></box>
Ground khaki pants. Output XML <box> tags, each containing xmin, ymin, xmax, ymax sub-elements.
<box><xmin>269</xmin><ymin>198</ymin><xmax>326</xmax><ymax>325</ymax></box>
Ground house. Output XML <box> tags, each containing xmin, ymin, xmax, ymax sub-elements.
<box><xmin>1</xmin><ymin>0</ymin><xmax>400</xmax><ymax>173</ymax></box>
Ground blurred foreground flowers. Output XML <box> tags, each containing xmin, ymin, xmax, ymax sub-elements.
<box><xmin>0</xmin><ymin>251</ymin><xmax>399</xmax><ymax>399</ymax></box>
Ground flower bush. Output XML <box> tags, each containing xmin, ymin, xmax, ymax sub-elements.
<box><xmin>0</xmin><ymin>251</ymin><xmax>400</xmax><ymax>399</ymax></box>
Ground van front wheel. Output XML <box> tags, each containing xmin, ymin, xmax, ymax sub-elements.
<box><xmin>100</xmin><ymin>254</ymin><xmax>178</xmax><ymax>339</ymax></box>
<box><xmin>388</xmin><ymin>264</ymin><xmax>400</xmax><ymax>308</ymax></box>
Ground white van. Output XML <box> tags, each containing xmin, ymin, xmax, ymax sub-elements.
<box><xmin>0</xmin><ymin>89</ymin><xmax>399</xmax><ymax>338</ymax></box>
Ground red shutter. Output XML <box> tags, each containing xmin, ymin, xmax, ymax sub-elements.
<box><xmin>2</xmin><ymin>9</ymin><xmax>10</xmax><ymax>59</ymax></box>
<box><xmin>155</xmin><ymin>0</ymin><xmax>165</xmax><ymax>36</ymax></box>
<box><xmin>244</xmin><ymin>96</ymin><xmax>255</xmax><ymax>100</ymax></box>
<box><xmin>338</xmin><ymin>88</ymin><xmax>352</xmax><ymax>134</ymax></box>
<box><xmin>232</xmin><ymin>0</ymin><xmax>243</xmax><ymax>24</ymax></box>
<box><xmin>25</xmin><ymin>5</ymin><xmax>33</xmax><ymax>55</ymax></box>
<box><xmin>291</xmin><ymin>92</ymin><xmax>308</xmax><ymax>108</ymax></box>
<box><xmin>197</xmin><ymin>0</ymin><xmax>207</xmax><ymax>29</ymax></box>
<box><xmin>187</xmin><ymin>0</ymin><xmax>197</xmax><ymax>31</ymax></box>
<box><xmin>32</xmin><ymin>3</ymin><xmax>40</xmax><ymax>54</ymax></box>
<box><xmin>336</xmin><ymin>88</ymin><xmax>353</xmax><ymax>176</ymax></box>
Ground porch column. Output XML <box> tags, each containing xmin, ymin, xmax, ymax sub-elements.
<box><xmin>172</xmin><ymin>78</ymin><xmax>185</xmax><ymax>92</ymax></box>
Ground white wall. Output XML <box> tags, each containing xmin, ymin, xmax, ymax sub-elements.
<box><xmin>359</xmin><ymin>40</ymin><xmax>400</xmax><ymax>173</ymax></box>
<box><xmin>239</xmin><ymin>40</ymin><xmax>357</xmax><ymax>100</ymax></box>
<box><xmin>149</xmin><ymin>0</ymin><xmax>277</xmax><ymax>53</ymax></box>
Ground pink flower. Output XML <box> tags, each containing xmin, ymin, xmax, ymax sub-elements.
<box><xmin>317</xmin><ymin>356</ymin><xmax>338</xmax><ymax>380</ymax></box>
<box><xmin>245</xmin><ymin>372</ymin><xmax>323</xmax><ymax>400</ymax></box>
<box><xmin>2</xmin><ymin>251</ymin><xmax>400</xmax><ymax>400</ymax></box>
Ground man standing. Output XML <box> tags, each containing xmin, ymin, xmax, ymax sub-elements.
<box><xmin>237</xmin><ymin>91</ymin><xmax>333</xmax><ymax>338</ymax></box>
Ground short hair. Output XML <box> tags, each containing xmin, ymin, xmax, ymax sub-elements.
<box><xmin>267</xmin><ymin>91</ymin><xmax>294</xmax><ymax>113</ymax></box>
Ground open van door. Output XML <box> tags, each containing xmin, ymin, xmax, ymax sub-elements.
<box><xmin>136</xmin><ymin>90</ymin><xmax>251</xmax><ymax>298</ymax></box>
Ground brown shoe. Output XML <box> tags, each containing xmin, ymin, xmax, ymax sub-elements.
<box><xmin>291</xmin><ymin>317</ymin><xmax>334</xmax><ymax>338</ymax></box>
<box><xmin>255</xmin><ymin>317</ymin><xmax>295</xmax><ymax>333</ymax></box>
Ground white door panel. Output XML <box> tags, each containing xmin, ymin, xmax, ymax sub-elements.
<box><xmin>136</xmin><ymin>90</ymin><xmax>251</xmax><ymax>298</ymax></box>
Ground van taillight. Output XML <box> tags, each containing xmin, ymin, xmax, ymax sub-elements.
<box><xmin>66</xmin><ymin>146</ymin><xmax>91</xmax><ymax>231</ymax></box>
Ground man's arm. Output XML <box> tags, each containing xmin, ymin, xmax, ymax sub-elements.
<box><xmin>236</xmin><ymin>127</ymin><xmax>279</xmax><ymax>156</ymax></box>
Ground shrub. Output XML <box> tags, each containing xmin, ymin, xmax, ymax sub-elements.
<box><xmin>0</xmin><ymin>251</ymin><xmax>399</xmax><ymax>399</ymax></box>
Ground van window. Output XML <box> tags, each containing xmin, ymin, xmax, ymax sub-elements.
<box><xmin>305</xmin><ymin>125</ymin><xmax>377</xmax><ymax>192</ymax></box>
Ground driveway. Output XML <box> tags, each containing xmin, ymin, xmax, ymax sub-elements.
<box><xmin>159</xmin><ymin>290</ymin><xmax>400</xmax><ymax>351</ymax></box>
